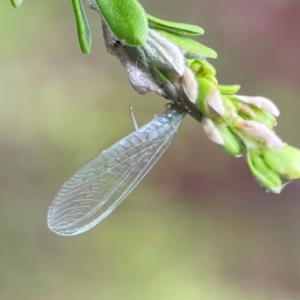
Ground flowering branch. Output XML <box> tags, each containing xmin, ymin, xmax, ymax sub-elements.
<box><xmin>11</xmin><ymin>0</ymin><xmax>300</xmax><ymax>194</ymax></box>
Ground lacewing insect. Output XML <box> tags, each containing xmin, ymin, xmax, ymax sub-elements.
<box><xmin>47</xmin><ymin>107</ymin><xmax>187</xmax><ymax>236</ymax></box>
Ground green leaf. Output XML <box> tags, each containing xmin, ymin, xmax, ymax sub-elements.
<box><xmin>10</xmin><ymin>0</ymin><xmax>23</xmax><ymax>8</ymax></box>
<box><xmin>95</xmin><ymin>0</ymin><xmax>148</xmax><ymax>46</ymax></box>
<box><xmin>72</xmin><ymin>0</ymin><xmax>92</xmax><ymax>54</ymax></box>
<box><xmin>147</xmin><ymin>14</ymin><xmax>204</xmax><ymax>35</ymax></box>
<box><xmin>218</xmin><ymin>84</ymin><xmax>241</xmax><ymax>95</ymax></box>
<box><xmin>156</xmin><ymin>29</ymin><xmax>217</xmax><ymax>59</ymax></box>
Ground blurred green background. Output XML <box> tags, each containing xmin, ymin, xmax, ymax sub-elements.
<box><xmin>1</xmin><ymin>1</ymin><xmax>300</xmax><ymax>299</ymax></box>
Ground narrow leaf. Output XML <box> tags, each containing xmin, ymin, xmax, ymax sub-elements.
<box><xmin>147</xmin><ymin>14</ymin><xmax>204</xmax><ymax>35</ymax></box>
<box><xmin>156</xmin><ymin>29</ymin><xmax>217</xmax><ymax>59</ymax></box>
<box><xmin>72</xmin><ymin>0</ymin><xmax>92</xmax><ymax>54</ymax></box>
<box><xmin>10</xmin><ymin>0</ymin><xmax>23</xmax><ymax>8</ymax></box>
<box><xmin>218</xmin><ymin>84</ymin><xmax>241</xmax><ymax>95</ymax></box>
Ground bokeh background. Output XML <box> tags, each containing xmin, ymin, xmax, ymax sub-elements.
<box><xmin>1</xmin><ymin>1</ymin><xmax>300</xmax><ymax>299</ymax></box>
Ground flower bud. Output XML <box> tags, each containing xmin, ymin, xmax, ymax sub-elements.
<box><xmin>247</xmin><ymin>106</ymin><xmax>277</xmax><ymax>129</ymax></box>
<box><xmin>171</xmin><ymin>67</ymin><xmax>198</xmax><ymax>104</ymax></box>
<box><xmin>177</xmin><ymin>67</ymin><xmax>198</xmax><ymax>103</ymax></box>
<box><xmin>196</xmin><ymin>78</ymin><xmax>225</xmax><ymax>116</ymax></box>
<box><xmin>234</xmin><ymin>95</ymin><xmax>280</xmax><ymax>117</ymax></box>
<box><xmin>202</xmin><ymin>118</ymin><xmax>243</xmax><ymax>156</ymax></box>
<box><xmin>202</xmin><ymin>117</ymin><xmax>224</xmax><ymax>144</ymax></box>
<box><xmin>247</xmin><ymin>150</ymin><xmax>282</xmax><ymax>194</ymax></box>
<box><xmin>188</xmin><ymin>59</ymin><xmax>217</xmax><ymax>78</ymax></box>
<box><xmin>231</xmin><ymin>99</ymin><xmax>276</xmax><ymax>129</ymax></box>
<box><xmin>215</xmin><ymin>122</ymin><xmax>243</xmax><ymax>156</ymax></box>
<box><xmin>262</xmin><ymin>145</ymin><xmax>300</xmax><ymax>179</ymax></box>
<box><xmin>234</xmin><ymin>120</ymin><xmax>284</xmax><ymax>148</ymax></box>
<box><xmin>220</xmin><ymin>95</ymin><xmax>238</xmax><ymax>122</ymax></box>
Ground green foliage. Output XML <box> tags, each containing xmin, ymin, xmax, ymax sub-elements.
<box><xmin>155</xmin><ymin>29</ymin><xmax>217</xmax><ymax>59</ymax></box>
<box><xmin>10</xmin><ymin>0</ymin><xmax>23</xmax><ymax>8</ymax></box>
<box><xmin>147</xmin><ymin>14</ymin><xmax>204</xmax><ymax>35</ymax></box>
<box><xmin>94</xmin><ymin>0</ymin><xmax>148</xmax><ymax>46</ymax></box>
<box><xmin>10</xmin><ymin>0</ymin><xmax>300</xmax><ymax>194</ymax></box>
<box><xmin>72</xmin><ymin>0</ymin><xmax>91</xmax><ymax>53</ymax></box>
<box><xmin>218</xmin><ymin>84</ymin><xmax>241</xmax><ymax>95</ymax></box>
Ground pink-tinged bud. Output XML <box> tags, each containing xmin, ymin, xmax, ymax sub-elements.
<box><xmin>235</xmin><ymin>120</ymin><xmax>284</xmax><ymax>148</ymax></box>
<box><xmin>202</xmin><ymin>117</ymin><xmax>224</xmax><ymax>144</ymax></box>
<box><xmin>234</xmin><ymin>95</ymin><xmax>280</xmax><ymax>117</ymax></box>
<box><xmin>202</xmin><ymin>118</ymin><xmax>243</xmax><ymax>156</ymax></box>
<box><xmin>197</xmin><ymin>78</ymin><xmax>225</xmax><ymax>116</ymax></box>
<box><xmin>175</xmin><ymin>67</ymin><xmax>198</xmax><ymax>104</ymax></box>
<box><xmin>206</xmin><ymin>89</ymin><xmax>225</xmax><ymax>116</ymax></box>
<box><xmin>239</xmin><ymin>103</ymin><xmax>255</xmax><ymax>117</ymax></box>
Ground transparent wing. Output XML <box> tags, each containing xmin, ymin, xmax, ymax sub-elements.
<box><xmin>47</xmin><ymin>108</ymin><xmax>186</xmax><ymax>236</ymax></box>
